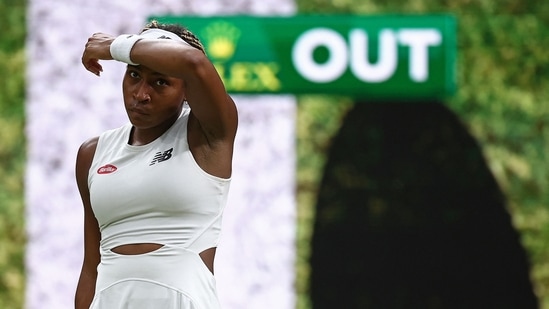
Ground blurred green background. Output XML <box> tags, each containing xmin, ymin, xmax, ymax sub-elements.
<box><xmin>0</xmin><ymin>0</ymin><xmax>27</xmax><ymax>308</ymax></box>
<box><xmin>1</xmin><ymin>0</ymin><xmax>548</xmax><ymax>308</ymax></box>
<box><xmin>294</xmin><ymin>0</ymin><xmax>549</xmax><ymax>308</ymax></box>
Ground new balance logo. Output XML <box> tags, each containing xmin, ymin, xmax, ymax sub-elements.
<box><xmin>149</xmin><ymin>148</ymin><xmax>173</xmax><ymax>166</ymax></box>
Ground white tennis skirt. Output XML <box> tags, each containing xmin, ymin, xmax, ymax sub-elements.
<box><xmin>89</xmin><ymin>244</ymin><xmax>220</xmax><ymax>309</ymax></box>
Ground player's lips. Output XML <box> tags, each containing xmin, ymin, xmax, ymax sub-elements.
<box><xmin>129</xmin><ymin>107</ymin><xmax>149</xmax><ymax>115</ymax></box>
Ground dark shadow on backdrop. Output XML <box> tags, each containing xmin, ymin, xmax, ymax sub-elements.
<box><xmin>309</xmin><ymin>102</ymin><xmax>538</xmax><ymax>309</ymax></box>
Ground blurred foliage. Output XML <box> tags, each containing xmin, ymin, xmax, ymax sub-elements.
<box><xmin>296</xmin><ymin>96</ymin><xmax>353</xmax><ymax>309</ymax></box>
<box><xmin>0</xmin><ymin>0</ymin><xmax>27</xmax><ymax>308</ymax></box>
<box><xmin>295</xmin><ymin>0</ymin><xmax>549</xmax><ymax>308</ymax></box>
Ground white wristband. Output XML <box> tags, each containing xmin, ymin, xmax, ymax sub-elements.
<box><xmin>110</xmin><ymin>34</ymin><xmax>142</xmax><ymax>65</ymax></box>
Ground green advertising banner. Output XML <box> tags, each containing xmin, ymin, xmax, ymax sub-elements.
<box><xmin>150</xmin><ymin>15</ymin><xmax>457</xmax><ymax>100</ymax></box>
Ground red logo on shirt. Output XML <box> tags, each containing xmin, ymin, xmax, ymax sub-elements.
<box><xmin>97</xmin><ymin>164</ymin><xmax>117</xmax><ymax>174</ymax></box>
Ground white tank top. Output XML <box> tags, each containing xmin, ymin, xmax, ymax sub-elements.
<box><xmin>88</xmin><ymin>108</ymin><xmax>231</xmax><ymax>254</ymax></box>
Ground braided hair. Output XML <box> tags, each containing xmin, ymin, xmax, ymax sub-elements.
<box><xmin>142</xmin><ymin>20</ymin><xmax>206</xmax><ymax>54</ymax></box>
